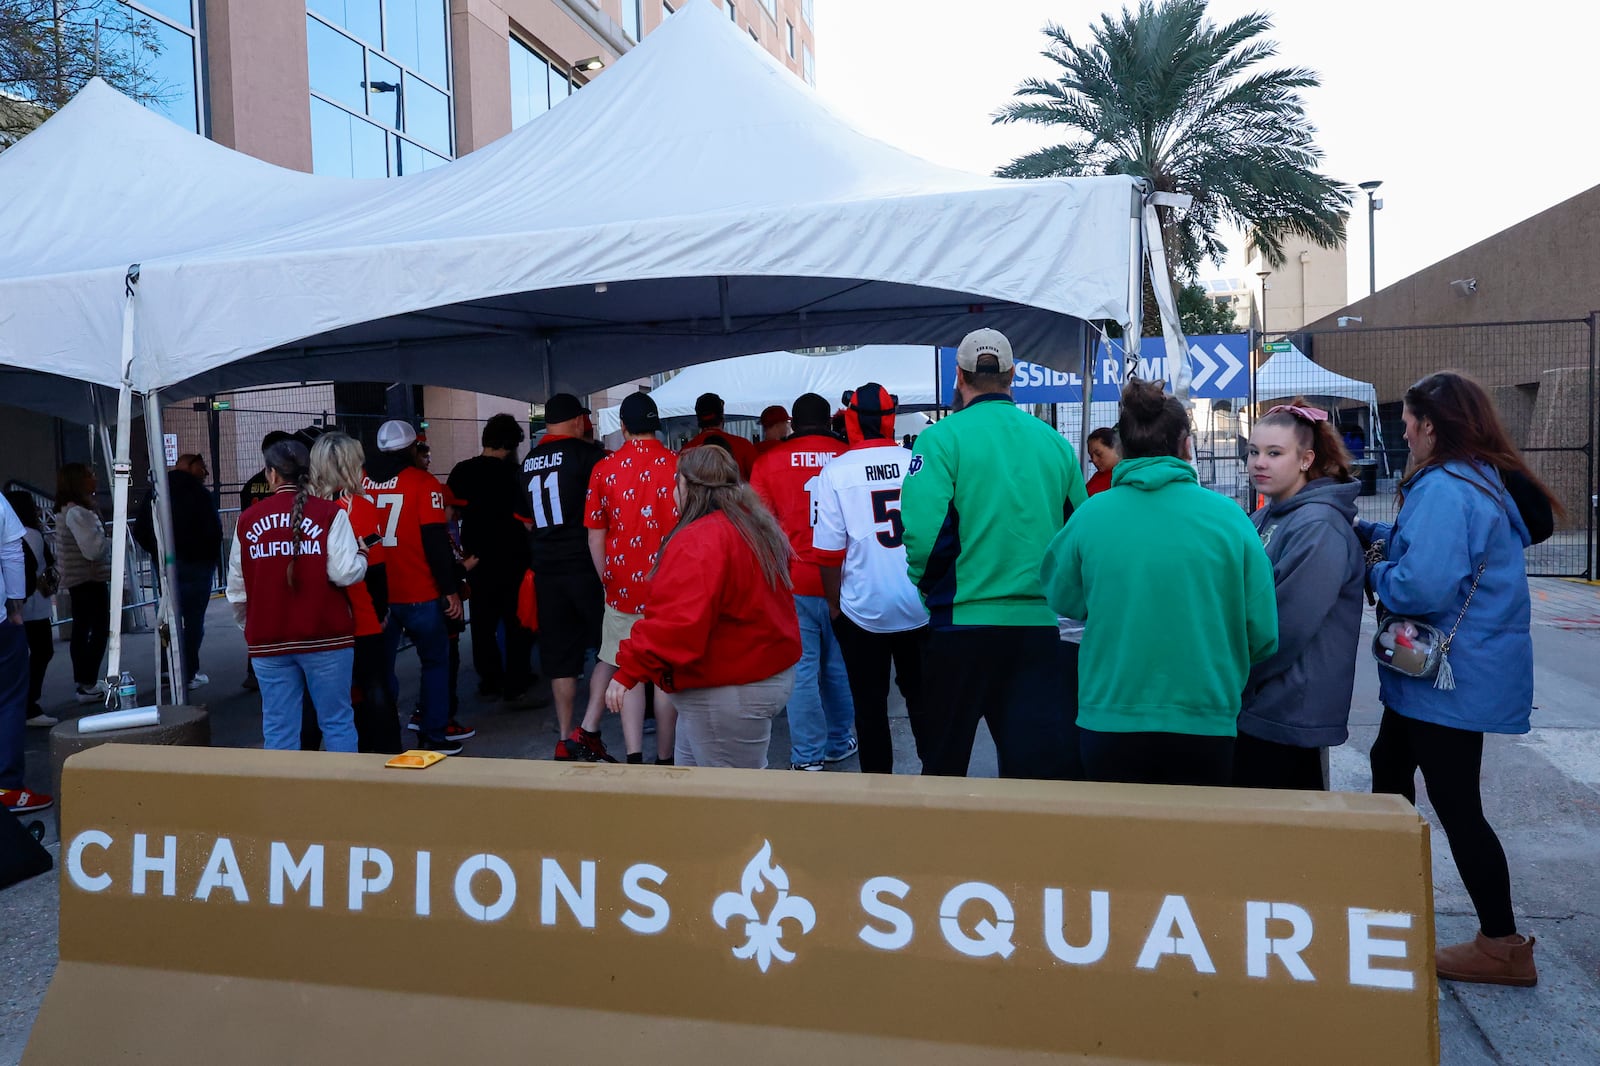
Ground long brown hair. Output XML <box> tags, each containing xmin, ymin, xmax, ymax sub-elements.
<box><xmin>1401</xmin><ymin>370</ymin><xmax>1563</xmax><ymax>516</ymax></box>
<box><xmin>1255</xmin><ymin>399</ymin><xmax>1354</xmax><ymax>483</ymax></box>
<box><xmin>54</xmin><ymin>462</ymin><xmax>96</xmax><ymax>511</ymax></box>
<box><xmin>1116</xmin><ymin>377</ymin><xmax>1189</xmax><ymax>458</ymax></box>
<box><xmin>660</xmin><ymin>446</ymin><xmax>792</xmax><ymax>589</ymax></box>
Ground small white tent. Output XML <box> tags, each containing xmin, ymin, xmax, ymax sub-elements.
<box><xmin>1255</xmin><ymin>344</ymin><xmax>1388</xmax><ymax>464</ymax></box>
<box><xmin>596</xmin><ymin>347</ymin><xmax>941</xmax><ymax>435</ymax></box>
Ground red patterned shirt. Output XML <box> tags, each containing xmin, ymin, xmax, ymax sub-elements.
<box><xmin>584</xmin><ymin>438</ymin><xmax>680</xmax><ymax>614</ymax></box>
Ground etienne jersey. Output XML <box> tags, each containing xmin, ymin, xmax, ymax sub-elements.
<box><xmin>811</xmin><ymin>442</ymin><xmax>929</xmax><ymax>634</ymax></box>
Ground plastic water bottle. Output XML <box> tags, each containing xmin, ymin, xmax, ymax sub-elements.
<box><xmin>116</xmin><ymin>671</ymin><xmax>138</xmax><ymax>711</ymax></box>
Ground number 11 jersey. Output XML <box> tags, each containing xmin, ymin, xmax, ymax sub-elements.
<box><xmin>522</xmin><ymin>433</ymin><xmax>605</xmax><ymax>576</ymax></box>
<box><xmin>811</xmin><ymin>440</ymin><xmax>929</xmax><ymax>634</ymax></box>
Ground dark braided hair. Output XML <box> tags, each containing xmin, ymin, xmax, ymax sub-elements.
<box><xmin>263</xmin><ymin>439</ymin><xmax>312</xmax><ymax>588</ymax></box>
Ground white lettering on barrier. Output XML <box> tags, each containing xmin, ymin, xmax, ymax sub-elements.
<box><xmin>541</xmin><ymin>859</ymin><xmax>596</xmax><ymax>927</ymax></box>
<box><xmin>348</xmin><ymin>847</ymin><xmax>393</xmax><ymax>911</ymax></box>
<box><xmin>1247</xmin><ymin>901</ymin><xmax>1315</xmax><ymax>981</ymax></box>
<box><xmin>939</xmin><ymin>881</ymin><xmax>1015</xmax><ymax>960</ymax></box>
<box><xmin>269</xmin><ymin>843</ymin><xmax>324</xmax><ymax>907</ymax></box>
<box><xmin>416</xmin><ymin>851</ymin><xmax>431</xmax><ymax>917</ymax></box>
<box><xmin>195</xmin><ymin>838</ymin><xmax>249</xmax><ymax>903</ymax></box>
<box><xmin>1043</xmin><ymin>888</ymin><xmax>1110</xmax><ymax>965</ymax></box>
<box><xmin>455</xmin><ymin>853</ymin><xmax>516</xmax><ymax>922</ymax></box>
<box><xmin>859</xmin><ymin>876</ymin><xmax>913</xmax><ymax>952</ymax></box>
<box><xmin>621</xmin><ymin>863</ymin><xmax>670</xmax><ymax>935</ymax></box>
<box><xmin>132</xmin><ymin>833</ymin><xmax>177</xmax><ymax>897</ymax></box>
<box><xmin>1136</xmin><ymin>894</ymin><xmax>1215</xmax><ymax>974</ymax></box>
<box><xmin>1348</xmin><ymin>909</ymin><xmax>1414</xmax><ymax>991</ymax></box>
<box><xmin>66</xmin><ymin>829</ymin><xmax>112</xmax><ymax>893</ymax></box>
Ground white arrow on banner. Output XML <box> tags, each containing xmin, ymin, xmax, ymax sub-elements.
<box><xmin>1214</xmin><ymin>343</ymin><xmax>1244</xmax><ymax>390</ymax></box>
<box><xmin>1189</xmin><ymin>343</ymin><xmax>1218</xmax><ymax>391</ymax></box>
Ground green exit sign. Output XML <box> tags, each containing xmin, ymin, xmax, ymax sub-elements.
<box><xmin>210</xmin><ymin>400</ymin><xmax>232</xmax><ymax>411</ymax></box>
<box><xmin>1264</xmin><ymin>341</ymin><xmax>1293</xmax><ymax>353</ymax></box>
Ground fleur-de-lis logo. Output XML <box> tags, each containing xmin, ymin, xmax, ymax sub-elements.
<box><xmin>712</xmin><ymin>840</ymin><xmax>816</xmax><ymax>972</ymax></box>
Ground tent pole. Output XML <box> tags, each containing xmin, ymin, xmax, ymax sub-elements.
<box><xmin>718</xmin><ymin>277</ymin><xmax>731</xmax><ymax>334</ymax></box>
<box><xmin>142</xmin><ymin>389</ymin><xmax>184</xmax><ymax>706</ymax></box>
<box><xmin>542</xmin><ymin>335</ymin><xmax>553</xmax><ymax>398</ymax></box>
<box><xmin>1126</xmin><ymin>184</ymin><xmax>1145</xmax><ymax>382</ymax></box>
<box><xmin>104</xmin><ymin>265</ymin><xmax>139</xmax><ymax>698</ymax></box>
<box><xmin>1079</xmin><ymin>323</ymin><xmax>1094</xmax><ymax>470</ymax></box>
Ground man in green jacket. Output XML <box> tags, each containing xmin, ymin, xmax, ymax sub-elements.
<box><xmin>901</xmin><ymin>327</ymin><xmax>1087</xmax><ymax>779</ymax></box>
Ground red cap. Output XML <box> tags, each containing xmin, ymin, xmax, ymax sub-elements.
<box><xmin>759</xmin><ymin>405</ymin><xmax>790</xmax><ymax>428</ymax></box>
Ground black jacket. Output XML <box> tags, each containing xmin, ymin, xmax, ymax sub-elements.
<box><xmin>134</xmin><ymin>469</ymin><xmax>223</xmax><ymax>566</ymax></box>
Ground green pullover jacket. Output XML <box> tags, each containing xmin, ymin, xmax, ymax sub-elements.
<box><xmin>902</xmin><ymin>394</ymin><xmax>1086</xmax><ymax>628</ymax></box>
<box><xmin>1039</xmin><ymin>455</ymin><xmax>1279</xmax><ymax>736</ymax></box>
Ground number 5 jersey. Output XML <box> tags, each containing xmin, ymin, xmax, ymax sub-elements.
<box><xmin>810</xmin><ymin>440</ymin><xmax>928</xmax><ymax>633</ymax></box>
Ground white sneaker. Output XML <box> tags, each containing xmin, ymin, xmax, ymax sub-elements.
<box><xmin>26</xmin><ymin>714</ymin><xmax>60</xmax><ymax>728</ymax></box>
<box><xmin>187</xmin><ymin>673</ymin><xmax>209</xmax><ymax>689</ymax></box>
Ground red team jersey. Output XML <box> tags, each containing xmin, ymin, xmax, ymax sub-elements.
<box><xmin>749</xmin><ymin>431</ymin><xmax>848</xmax><ymax>598</ymax></box>
<box><xmin>362</xmin><ymin>465</ymin><xmax>446</xmax><ymax>604</ymax></box>
<box><xmin>340</xmin><ymin>493</ymin><xmax>385</xmax><ymax>637</ymax></box>
<box><xmin>584</xmin><ymin>438</ymin><xmax>679</xmax><ymax>614</ymax></box>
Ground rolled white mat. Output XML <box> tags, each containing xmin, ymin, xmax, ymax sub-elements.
<box><xmin>77</xmin><ymin>707</ymin><xmax>161</xmax><ymax>734</ymax></box>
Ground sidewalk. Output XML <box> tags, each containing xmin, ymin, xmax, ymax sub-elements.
<box><xmin>4</xmin><ymin>583</ymin><xmax>1599</xmax><ymax>1064</ymax></box>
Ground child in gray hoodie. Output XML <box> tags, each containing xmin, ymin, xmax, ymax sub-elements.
<box><xmin>1236</xmin><ymin>402</ymin><xmax>1365</xmax><ymax>790</ymax></box>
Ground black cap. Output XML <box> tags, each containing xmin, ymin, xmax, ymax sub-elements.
<box><xmin>791</xmin><ymin>392</ymin><xmax>831</xmax><ymax>429</ymax></box>
<box><xmin>849</xmin><ymin>382</ymin><xmax>897</xmax><ymax>417</ymax></box>
<box><xmin>694</xmin><ymin>392</ymin><xmax>725</xmax><ymax>424</ymax></box>
<box><xmin>544</xmin><ymin>392</ymin><xmax>590</xmax><ymax>425</ymax></box>
<box><xmin>620</xmin><ymin>392</ymin><xmax>661</xmax><ymax>434</ymax></box>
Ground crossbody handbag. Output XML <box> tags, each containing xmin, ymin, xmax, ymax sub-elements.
<box><xmin>1371</xmin><ymin>560</ymin><xmax>1487</xmax><ymax>691</ymax></box>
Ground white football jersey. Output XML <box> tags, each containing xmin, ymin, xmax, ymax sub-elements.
<box><xmin>812</xmin><ymin>443</ymin><xmax>928</xmax><ymax>634</ymax></box>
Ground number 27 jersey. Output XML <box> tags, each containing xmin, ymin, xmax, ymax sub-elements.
<box><xmin>811</xmin><ymin>442</ymin><xmax>929</xmax><ymax>634</ymax></box>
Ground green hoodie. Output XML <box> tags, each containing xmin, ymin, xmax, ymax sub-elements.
<box><xmin>1039</xmin><ymin>456</ymin><xmax>1278</xmax><ymax>736</ymax></box>
<box><xmin>902</xmin><ymin>395</ymin><xmax>1086</xmax><ymax>627</ymax></box>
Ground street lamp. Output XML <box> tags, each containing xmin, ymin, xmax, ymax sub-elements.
<box><xmin>1256</xmin><ymin>269</ymin><xmax>1272</xmax><ymax>337</ymax></box>
<box><xmin>362</xmin><ymin>79</ymin><xmax>403</xmax><ymax>173</ymax></box>
<box><xmin>1359</xmin><ymin>180</ymin><xmax>1383</xmax><ymax>295</ymax></box>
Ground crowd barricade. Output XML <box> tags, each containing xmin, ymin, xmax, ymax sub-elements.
<box><xmin>27</xmin><ymin>746</ymin><xmax>1437</xmax><ymax>1065</ymax></box>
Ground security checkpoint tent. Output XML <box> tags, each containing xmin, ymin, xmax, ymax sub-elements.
<box><xmin>595</xmin><ymin>346</ymin><xmax>943</xmax><ymax>436</ymax></box>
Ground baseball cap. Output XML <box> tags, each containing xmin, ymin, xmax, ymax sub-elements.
<box><xmin>695</xmin><ymin>393</ymin><xmax>728</xmax><ymax>425</ymax></box>
<box><xmin>376</xmin><ymin>420</ymin><xmax>417</xmax><ymax>453</ymax></box>
<box><xmin>848</xmin><ymin>382</ymin><xmax>898</xmax><ymax>417</ymax></box>
<box><xmin>791</xmin><ymin>393</ymin><xmax>831</xmax><ymax>428</ymax></box>
<box><xmin>620</xmin><ymin>392</ymin><xmax>661</xmax><ymax>434</ymax></box>
<box><xmin>544</xmin><ymin>392</ymin><xmax>590</xmax><ymax>425</ymax></box>
<box><xmin>956</xmin><ymin>327</ymin><xmax>1015</xmax><ymax>373</ymax></box>
<box><xmin>759</xmin><ymin>404</ymin><xmax>790</xmax><ymax>428</ymax></box>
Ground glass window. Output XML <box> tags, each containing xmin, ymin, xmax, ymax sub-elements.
<box><xmin>803</xmin><ymin>43</ymin><xmax>814</xmax><ymax>85</ymax></box>
<box><xmin>547</xmin><ymin>62</ymin><xmax>571</xmax><ymax>108</ymax></box>
<box><xmin>105</xmin><ymin>2</ymin><xmax>202</xmax><ymax>132</ymax></box>
<box><xmin>384</xmin><ymin>0</ymin><xmax>450</xmax><ymax>88</ymax></box>
<box><xmin>786</xmin><ymin>20</ymin><xmax>794</xmax><ymax>57</ymax></box>
<box><xmin>662</xmin><ymin>2</ymin><xmax>675</xmax><ymax>23</ymax></box>
<box><xmin>364</xmin><ymin>52</ymin><xmax>403</xmax><ymax>125</ymax></box>
<box><xmin>759</xmin><ymin>0</ymin><xmax>775</xmax><ymax>18</ymax></box>
<box><xmin>308</xmin><ymin>16</ymin><xmax>369</xmax><ymax>113</ymax></box>
<box><xmin>801</xmin><ymin>0</ymin><xmax>813</xmax><ymax>27</ymax></box>
<box><xmin>128</xmin><ymin>0</ymin><xmax>195</xmax><ymax>28</ymax></box>
<box><xmin>509</xmin><ymin>37</ymin><xmax>551</xmax><ymax>128</ymax></box>
<box><xmin>403</xmin><ymin>72</ymin><xmax>450</xmax><ymax>152</ymax></box>
<box><xmin>727</xmin><ymin>1</ymin><xmax>736</xmax><ymax>22</ymax></box>
<box><xmin>311</xmin><ymin>96</ymin><xmax>388</xmax><ymax>178</ymax></box>
<box><xmin>394</xmin><ymin>136</ymin><xmax>450</xmax><ymax>176</ymax></box>
<box><xmin>621</xmin><ymin>0</ymin><xmax>640</xmax><ymax>42</ymax></box>
<box><xmin>307</xmin><ymin>0</ymin><xmax>381</xmax><ymax>45</ymax></box>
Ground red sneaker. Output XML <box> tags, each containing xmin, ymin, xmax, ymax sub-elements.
<box><xmin>445</xmin><ymin>720</ymin><xmax>476</xmax><ymax>742</ymax></box>
<box><xmin>2</xmin><ymin>789</ymin><xmax>53</xmax><ymax>814</ymax></box>
<box><xmin>564</xmin><ymin>727</ymin><xmax>617</xmax><ymax>763</ymax></box>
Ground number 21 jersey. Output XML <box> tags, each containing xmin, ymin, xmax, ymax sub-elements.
<box><xmin>811</xmin><ymin>441</ymin><xmax>928</xmax><ymax>634</ymax></box>
<box><xmin>523</xmin><ymin>434</ymin><xmax>605</xmax><ymax>575</ymax></box>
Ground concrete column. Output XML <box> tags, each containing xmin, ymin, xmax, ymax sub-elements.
<box><xmin>205</xmin><ymin>0</ymin><xmax>314</xmax><ymax>171</ymax></box>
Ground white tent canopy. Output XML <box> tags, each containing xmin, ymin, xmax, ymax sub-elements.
<box><xmin>1255</xmin><ymin>344</ymin><xmax>1388</xmax><ymax>462</ymax></box>
<box><xmin>0</xmin><ymin>0</ymin><xmax>1142</xmax><ymax>408</ymax></box>
<box><xmin>596</xmin><ymin>346</ymin><xmax>941</xmax><ymax>435</ymax></box>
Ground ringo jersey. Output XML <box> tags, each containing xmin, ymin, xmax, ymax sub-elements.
<box><xmin>584</xmin><ymin>438</ymin><xmax>679</xmax><ymax>613</ymax></box>
<box><xmin>811</xmin><ymin>441</ymin><xmax>928</xmax><ymax>633</ymax></box>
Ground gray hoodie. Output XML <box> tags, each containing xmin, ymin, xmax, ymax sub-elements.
<box><xmin>1239</xmin><ymin>479</ymin><xmax>1365</xmax><ymax>747</ymax></box>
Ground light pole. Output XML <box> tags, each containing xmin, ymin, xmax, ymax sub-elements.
<box><xmin>1256</xmin><ymin>268</ymin><xmax>1271</xmax><ymax>338</ymax></box>
<box><xmin>1359</xmin><ymin>180</ymin><xmax>1383</xmax><ymax>295</ymax></box>
<box><xmin>362</xmin><ymin>80</ymin><xmax>403</xmax><ymax>174</ymax></box>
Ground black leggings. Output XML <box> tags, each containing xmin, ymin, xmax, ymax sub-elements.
<box><xmin>67</xmin><ymin>581</ymin><xmax>110</xmax><ymax>686</ymax></box>
<box><xmin>1233</xmin><ymin>731</ymin><xmax>1325</xmax><ymax>790</ymax></box>
<box><xmin>1369</xmin><ymin>707</ymin><xmax>1516</xmax><ymax>938</ymax></box>
<box><xmin>1079</xmin><ymin>729</ymin><xmax>1233</xmax><ymax>786</ymax></box>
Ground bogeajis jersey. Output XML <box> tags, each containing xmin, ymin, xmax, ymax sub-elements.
<box><xmin>810</xmin><ymin>440</ymin><xmax>929</xmax><ymax>634</ymax></box>
<box><xmin>361</xmin><ymin>465</ymin><xmax>446</xmax><ymax>604</ymax></box>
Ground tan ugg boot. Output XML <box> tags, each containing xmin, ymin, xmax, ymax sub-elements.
<box><xmin>1436</xmin><ymin>933</ymin><xmax>1538</xmax><ymax>987</ymax></box>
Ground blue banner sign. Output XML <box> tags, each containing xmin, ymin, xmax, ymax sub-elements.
<box><xmin>937</xmin><ymin>334</ymin><xmax>1250</xmax><ymax>406</ymax></box>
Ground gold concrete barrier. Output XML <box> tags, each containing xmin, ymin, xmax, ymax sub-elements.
<box><xmin>27</xmin><ymin>747</ymin><xmax>1437</xmax><ymax>1065</ymax></box>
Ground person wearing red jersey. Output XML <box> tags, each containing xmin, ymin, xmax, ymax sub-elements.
<box><xmin>362</xmin><ymin>420</ymin><xmax>464</xmax><ymax>754</ymax></box>
<box><xmin>1085</xmin><ymin>427</ymin><xmax>1121</xmax><ymax>496</ymax></box>
<box><xmin>297</xmin><ymin>433</ymin><xmax>401</xmax><ymax>754</ymax></box>
<box><xmin>750</xmin><ymin>392</ymin><xmax>856</xmax><ymax>771</ymax></box>
<box><xmin>225</xmin><ymin>438</ymin><xmax>367</xmax><ymax>752</ymax></box>
<box><xmin>754</xmin><ymin>405</ymin><xmax>791</xmax><ymax>456</ymax></box>
<box><xmin>523</xmin><ymin>393</ymin><xmax>608</xmax><ymax>758</ymax></box>
<box><xmin>813</xmin><ymin>383</ymin><xmax>931</xmax><ymax>774</ymax></box>
<box><xmin>680</xmin><ymin>392</ymin><xmax>758</xmax><ymax>480</ymax></box>
<box><xmin>605</xmin><ymin>446</ymin><xmax>800</xmax><ymax>769</ymax></box>
<box><xmin>569</xmin><ymin>393</ymin><xmax>680</xmax><ymax>764</ymax></box>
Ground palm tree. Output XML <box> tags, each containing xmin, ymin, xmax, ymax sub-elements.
<box><xmin>994</xmin><ymin>0</ymin><xmax>1348</xmax><ymax>274</ymax></box>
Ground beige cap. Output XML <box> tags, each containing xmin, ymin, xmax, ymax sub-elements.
<box><xmin>955</xmin><ymin>327</ymin><xmax>1014</xmax><ymax>372</ymax></box>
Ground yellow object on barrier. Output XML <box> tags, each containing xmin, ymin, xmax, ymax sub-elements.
<box><xmin>27</xmin><ymin>746</ymin><xmax>1438</xmax><ymax>1065</ymax></box>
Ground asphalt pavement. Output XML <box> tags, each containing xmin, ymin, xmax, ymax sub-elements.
<box><xmin>3</xmin><ymin>579</ymin><xmax>1598</xmax><ymax>1064</ymax></box>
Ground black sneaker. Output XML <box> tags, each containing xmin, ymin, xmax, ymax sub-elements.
<box><xmin>421</xmin><ymin>735</ymin><xmax>464</xmax><ymax>756</ymax></box>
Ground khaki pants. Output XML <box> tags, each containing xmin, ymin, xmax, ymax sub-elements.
<box><xmin>673</xmin><ymin>667</ymin><xmax>796</xmax><ymax>769</ymax></box>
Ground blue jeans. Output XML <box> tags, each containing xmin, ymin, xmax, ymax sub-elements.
<box><xmin>254</xmin><ymin>648</ymin><xmax>356</xmax><ymax>753</ymax></box>
<box><xmin>175</xmin><ymin>559</ymin><xmax>214</xmax><ymax>682</ymax></box>
<box><xmin>0</xmin><ymin>619</ymin><xmax>28</xmax><ymax>789</ymax></box>
<box><xmin>385</xmin><ymin>600</ymin><xmax>450</xmax><ymax>744</ymax></box>
<box><xmin>789</xmin><ymin>595</ymin><xmax>856</xmax><ymax>765</ymax></box>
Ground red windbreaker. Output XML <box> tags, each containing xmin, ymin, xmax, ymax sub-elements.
<box><xmin>613</xmin><ymin>511</ymin><xmax>801</xmax><ymax>693</ymax></box>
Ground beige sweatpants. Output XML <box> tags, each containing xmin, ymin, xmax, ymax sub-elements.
<box><xmin>672</xmin><ymin>667</ymin><xmax>796</xmax><ymax>769</ymax></box>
